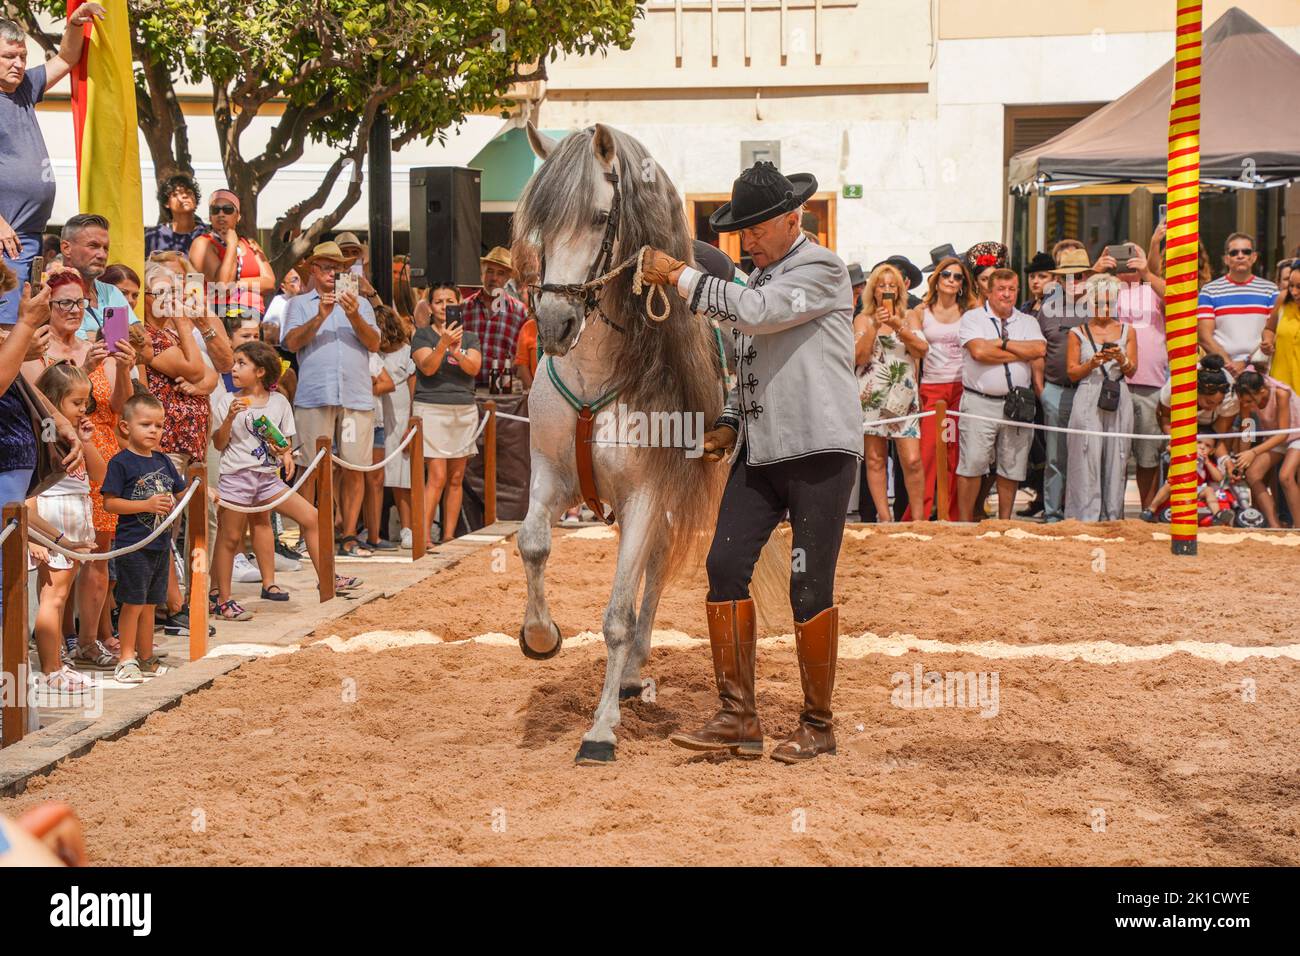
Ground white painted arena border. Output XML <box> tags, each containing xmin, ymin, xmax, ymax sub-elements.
<box><xmin>239</xmin><ymin>627</ymin><xmax>1300</xmax><ymax>665</ymax></box>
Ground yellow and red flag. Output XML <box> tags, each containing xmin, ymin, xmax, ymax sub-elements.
<box><xmin>68</xmin><ymin>0</ymin><xmax>143</xmax><ymax>299</ymax></box>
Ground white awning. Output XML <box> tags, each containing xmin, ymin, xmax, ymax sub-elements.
<box><xmin>37</xmin><ymin>109</ymin><xmax>511</xmax><ymax>232</ymax></box>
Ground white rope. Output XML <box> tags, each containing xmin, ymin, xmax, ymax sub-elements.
<box><xmin>0</xmin><ymin>518</ymin><xmax>16</xmax><ymax>548</ymax></box>
<box><xmin>862</xmin><ymin>409</ymin><xmax>937</xmax><ymax>431</ymax></box>
<box><xmin>495</xmin><ymin>411</ymin><xmax>531</xmax><ymax>423</ymax></box>
<box><xmin>330</xmin><ymin>423</ymin><xmax>420</xmax><ymax>472</ymax></box>
<box><xmin>407</xmin><ymin>411</ymin><xmax>494</xmax><ymax>461</ymax></box>
<box><xmin>216</xmin><ymin>447</ymin><xmax>327</xmax><ymax>515</ymax></box>
<box><xmin>947</xmin><ymin>408</ymin><xmax>1300</xmax><ymax>443</ymax></box>
<box><xmin>29</xmin><ymin>482</ymin><xmax>201</xmax><ymax>562</ymax></box>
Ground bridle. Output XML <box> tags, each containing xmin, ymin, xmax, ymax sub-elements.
<box><xmin>533</xmin><ymin>165</ymin><xmax>628</xmax><ymax>335</ymax></box>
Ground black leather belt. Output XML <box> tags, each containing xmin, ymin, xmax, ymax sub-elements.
<box><xmin>963</xmin><ymin>387</ymin><xmax>1008</xmax><ymax>401</ymax></box>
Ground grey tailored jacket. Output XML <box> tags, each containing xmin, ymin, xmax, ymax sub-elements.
<box><xmin>680</xmin><ymin>234</ymin><xmax>863</xmax><ymax>466</ymax></box>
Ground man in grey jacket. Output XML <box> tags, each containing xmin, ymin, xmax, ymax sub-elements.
<box><xmin>640</xmin><ymin>161</ymin><xmax>861</xmax><ymax>764</ymax></box>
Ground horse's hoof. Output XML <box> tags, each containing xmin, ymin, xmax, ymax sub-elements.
<box><xmin>575</xmin><ymin>740</ymin><xmax>616</xmax><ymax>765</ymax></box>
<box><xmin>619</xmin><ymin>677</ymin><xmax>657</xmax><ymax>702</ymax></box>
<box><xmin>518</xmin><ymin>621</ymin><xmax>562</xmax><ymax>660</ymax></box>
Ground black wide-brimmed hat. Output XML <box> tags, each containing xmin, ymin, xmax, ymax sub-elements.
<box><xmin>709</xmin><ymin>161</ymin><xmax>818</xmax><ymax>233</ymax></box>
<box><xmin>922</xmin><ymin>243</ymin><xmax>960</xmax><ymax>273</ymax></box>
<box><xmin>1026</xmin><ymin>251</ymin><xmax>1056</xmax><ymax>274</ymax></box>
<box><xmin>873</xmin><ymin>255</ymin><xmax>923</xmax><ymax>291</ymax></box>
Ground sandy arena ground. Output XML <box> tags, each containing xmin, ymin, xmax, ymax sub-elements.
<box><xmin>5</xmin><ymin>519</ymin><xmax>1299</xmax><ymax>865</ymax></box>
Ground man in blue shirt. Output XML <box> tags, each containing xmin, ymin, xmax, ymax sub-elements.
<box><xmin>282</xmin><ymin>241</ymin><xmax>380</xmax><ymax>558</ymax></box>
<box><xmin>56</xmin><ymin>214</ymin><xmax>131</xmax><ymax>338</ymax></box>
<box><xmin>0</xmin><ymin>6</ymin><xmax>105</xmax><ymax>325</ymax></box>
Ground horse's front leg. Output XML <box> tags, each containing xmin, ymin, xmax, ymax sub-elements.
<box><xmin>618</xmin><ymin>539</ymin><xmax>667</xmax><ymax>702</ymax></box>
<box><xmin>576</xmin><ymin>495</ymin><xmax>654</xmax><ymax>764</ymax></box>
<box><xmin>518</xmin><ymin>455</ymin><xmax>574</xmax><ymax>660</ymax></box>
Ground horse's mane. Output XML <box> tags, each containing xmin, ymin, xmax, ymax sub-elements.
<box><xmin>513</xmin><ymin>127</ymin><xmax>726</xmax><ymax>580</ymax></box>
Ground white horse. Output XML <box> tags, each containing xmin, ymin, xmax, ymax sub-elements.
<box><xmin>511</xmin><ymin>123</ymin><xmax>733</xmax><ymax>764</ymax></box>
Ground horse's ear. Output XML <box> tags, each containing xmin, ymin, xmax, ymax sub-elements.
<box><xmin>525</xmin><ymin>122</ymin><xmax>557</xmax><ymax>160</ymax></box>
<box><xmin>591</xmin><ymin>124</ymin><xmax>616</xmax><ymax>168</ymax></box>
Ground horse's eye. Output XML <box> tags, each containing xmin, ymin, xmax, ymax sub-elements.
<box><xmin>595</xmin><ymin>209</ymin><xmax>610</xmax><ymax>226</ymax></box>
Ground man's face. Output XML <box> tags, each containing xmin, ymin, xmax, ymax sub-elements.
<box><xmin>739</xmin><ymin>211</ymin><xmax>800</xmax><ymax>270</ymax></box>
<box><xmin>988</xmin><ymin>278</ymin><xmax>1019</xmax><ymax>312</ymax></box>
<box><xmin>0</xmin><ymin>39</ymin><xmax>26</xmax><ymax>94</ymax></box>
<box><xmin>282</xmin><ymin>270</ymin><xmax>302</xmax><ymax>296</ymax></box>
<box><xmin>1224</xmin><ymin>240</ymin><xmax>1257</xmax><ymax>277</ymax></box>
<box><xmin>481</xmin><ymin>262</ymin><xmax>512</xmax><ymax>294</ymax></box>
<box><xmin>61</xmin><ymin>226</ymin><xmax>110</xmax><ymax>279</ymax></box>
<box><xmin>167</xmin><ymin>186</ymin><xmax>196</xmax><ymax>218</ymax></box>
<box><xmin>312</xmin><ymin>261</ymin><xmax>341</xmax><ymax>292</ymax></box>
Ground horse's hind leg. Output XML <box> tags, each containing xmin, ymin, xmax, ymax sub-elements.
<box><xmin>518</xmin><ymin>459</ymin><xmax>572</xmax><ymax>660</ymax></box>
<box><xmin>619</xmin><ymin>541</ymin><xmax>666</xmax><ymax>702</ymax></box>
<box><xmin>576</xmin><ymin>496</ymin><xmax>654</xmax><ymax>764</ymax></box>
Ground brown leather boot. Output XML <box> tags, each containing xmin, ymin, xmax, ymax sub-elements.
<box><xmin>668</xmin><ymin>598</ymin><xmax>763</xmax><ymax>757</ymax></box>
<box><xmin>771</xmin><ymin>605</ymin><xmax>838</xmax><ymax>764</ymax></box>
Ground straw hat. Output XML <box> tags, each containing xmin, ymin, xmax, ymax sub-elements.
<box><xmin>301</xmin><ymin>241</ymin><xmax>359</xmax><ymax>269</ymax></box>
<box><xmin>480</xmin><ymin>246</ymin><xmax>513</xmax><ymax>272</ymax></box>
<box><xmin>1050</xmin><ymin>248</ymin><xmax>1093</xmax><ymax>276</ymax></box>
<box><xmin>334</xmin><ymin>231</ymin><xmax>365</xmax><ymax>254</ymax></box>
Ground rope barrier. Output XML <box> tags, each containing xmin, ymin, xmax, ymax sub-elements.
<box><xmin>495</xmin><ymin>411</ymin><xmax>531</xmax><ymax>423</ymax></box>
<box><xmin>946</xmin><ymin>409</ymin><xmax>1300</xmax><ymax>443</ymax></box>
<box><xmin>329</xmin><ymin>423</ymin><xmax>420</xmax><ymax>472</ymax></box>
<box><xmin>863</xmin><ymin>409</ymin><xmax>937</xmax><ymax>431</ymax></box>
<box><xmin>216</xmin><ymin>447</ymin><xmax>327</xmax><ymax>515</ymax></box>
<box><xmin>29</xmin><ymin>482</ymin><xmax>201</xmax><ymax>562</ymax></box>
<box><xmin>369</xmin><ymin>411</ymin><xmax>494</xmax><ymax>463</ymax></box>
<box><xmin>0</xmin><ymin>517</ymin><xmax>16</xmax><ymax>548</ymax></box>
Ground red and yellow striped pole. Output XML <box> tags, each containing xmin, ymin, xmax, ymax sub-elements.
<box><xmin>1164</xmin><ymin>0</ymin><xmax>1203</xmax><ymax>556</ymax></box>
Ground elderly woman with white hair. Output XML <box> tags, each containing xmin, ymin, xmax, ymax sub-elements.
<box><xmin>1064</xmin><ymin>272</ymin><xmax>1139</xmax><ymax>521</ymax></box>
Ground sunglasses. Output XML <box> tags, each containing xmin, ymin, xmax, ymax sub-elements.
<box><xmin>1227</xmin><ymin>247</ymin><xmax>1254</xmax><ymax>257</ymax></box>
<box><xmin>210</xmin><ymin>204</ymin><xmax>237</xmax><ymax>215</ymax></box>
<box><xmin>938</xmin><ymin>269</ymin><xmax>964</xmax><ymax>281</ymax></box>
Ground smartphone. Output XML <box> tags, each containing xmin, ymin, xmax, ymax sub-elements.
<box><xmin>335</xmin><ymin>272</ymin><xmax>358</xmax><ymax>297</ymax></box>
<box><xmin>444</xmin><ymin>303</ymin><xmax>463</xmax><ymax>329</ymax></box>
<box><xmin>1158</xmin><ymin>204</ymin><xmax>1168</xmax><ymax>225</ymax></box>
<box><xmin>882</xmin><ymin>291</ymin><xmax>897</xmax><ymax>303</ymax></box>
<box><xmin>103</xmin><ymin>306</ymin><xmax>129</xmax><ymax>353</ymax></box>
<box><xmin>183</xmin><ymin>272</ymin><xmax>205</xmax><ymax>312</ymax></box>
<box><xmin>29</xmin><ymin>255</ymin><xmax>44</xmax><ymax>289</ymax></box>
<box><xmin>1104</xmin><ymin>243</ymin><xmax>1134</xmax><ymax>264</ymax></box>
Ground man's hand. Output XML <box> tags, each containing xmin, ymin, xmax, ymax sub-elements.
<box><xmin>640</xmin><ymin>248</ymin><xmax>686</xmax><ymax>286</ymax></box>
<box><xmin>317</xmin><ymin>290</ymin><xmax>337</xmax><ymax>319</ymax></box>
<box><xmin>0</xmin><ymin>213</ymin><xmax>19</xmax><ymax>260</ymax></box>
<box><xmin>338</xmin><ymin>289</ymin><xmax>360</xmax><ymax>319</ymax></box>
<box><xmin>69</xmin><ymin>2</ymin><xmax>106</xmax><ymax>27</ymax></box>
<box><xmin>701</xmin><ymin>424</ymin><xmax>737</xmax><ymax>462</ymax></box>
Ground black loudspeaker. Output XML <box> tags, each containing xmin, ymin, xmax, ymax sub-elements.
<box><xmin>409</xmin><ymin>166</ymin><xmax>481</xmax><ymax>288</ymax></box>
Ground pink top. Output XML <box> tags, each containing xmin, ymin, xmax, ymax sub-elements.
<box><xmin>921</xmin><ymin>308</ymin><xmax>963</xmax><ymax>383</ymax></box>
<box><xmin>1117</xmin><ymin>283</ymin><xmax>1167</xmax><ymax>387</ymax></box>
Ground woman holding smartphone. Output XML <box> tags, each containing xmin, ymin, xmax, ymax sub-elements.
<box><xmin>1064</xmin><ymin>272</ymin><xmax>1138</xmax><ymax>521</ymax></box>
<box><xmin>188</xmin><ymin>189</ymin><xmax>275</xmax><ymax>314</ymax></box>
<box><xmin>410</xmin><ymin>283</ymin><xmax>482</xmax><ymax>546</ymax></box>
<box><xmin>855</xmin><ymin>263</ymin><xmax>928</xmax><ymax>522</ymax></box>
<box><xmin>21</xmin><ymin>271</ymin><xmax>135</xmax><ymax>666</ymax></box>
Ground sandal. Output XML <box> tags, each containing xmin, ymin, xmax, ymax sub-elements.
<box><xmin>334</xmin><ymin>574</ymin><xmax>362</xmax><ymax>591</ymax></box>
<box><xmin>138</xmin><ymin>656</ymin><xmax>168</xmax><ymax>676</ymax></box>
<box><xmin>337</xmin><ymin>536</ymin><xmax>373</xmax><ymax>558</ymax></box>
<box><xmin>260</xmin><ymin>584</ymin><xmax>291</xmax><ymax>602</ymax></box>
<box><xmin>102</xmin><ymin>635</ymin><xmax>121</xmax><ymax>656</ymax></box>
<box><xmin>41</xmin><ymin>665</ymin><xmax>97</xmax><ymax>694</ymax></box>
<box><xmin>70</xmin><ymin>639</ymin><xmax>119</xmax><ymax>670</ymax></box>
<box><xmin>215</xmin><ymin>599</ymin><xmax>254</xmax><ymax>621</ymax></box>
<box><xmin>114</xmin><ymin>659</ymin><xmax>145</xmax><ymax>684</ymax></box>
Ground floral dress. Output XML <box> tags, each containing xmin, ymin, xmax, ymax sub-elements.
<box><xmin>145</xmin><ymin>324</ymin><xmax>210</xmax><ymax>462</ymax></box>
<box><xmin>86</xmin><ymin>364</ymin><xmax>122</xmax><ymax>534</ymax></box>
<box><xmin>860</xmin><ymin>324</ymin><xmax>924</xmax><ymax>439</ymax></box>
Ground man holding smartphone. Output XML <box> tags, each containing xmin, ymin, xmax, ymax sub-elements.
<box><xmin>282</xmin><ymin>241</ymin><xmax>381</xmax><ymax>558</ymax></box>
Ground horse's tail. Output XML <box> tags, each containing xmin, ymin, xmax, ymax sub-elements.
<box><xmin>750</xmin><ymin>533</ymin><xmax>793</xmax><ymax>636</ymax></box>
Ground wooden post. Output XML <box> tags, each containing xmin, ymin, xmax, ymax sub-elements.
<box><xmin>2</xmin><ymin>504</ymin><xmax>28</xmax><ymax>747</ymax></box>
<box><xmin>483</xmin><ymin>401</ymin><xmax>498</xmax><ymax>528</ymax></box>
<box><xmin>935</xmin><ymin>400</ymin><xmax>949</xmax><ymax>523</ymax></box>
<box><xmin>410</xmin><ymin>417</ymin><xmax>426</xmax><ymax>561</ymax></box>
<box><xmin>317</xmin><ymin>437</ymin><xmax>336</xmax><ymax>602</ymax></box>
<box><xmin>186</xmin><ymin>466</ymin><xmax>209</xmax><ymax>662</ymax></box>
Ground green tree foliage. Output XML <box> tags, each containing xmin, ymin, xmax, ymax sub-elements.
<box><xmin>8</xmin><ymin>0</ymin><xmax>642</xmax><ymax>272</ymax></box>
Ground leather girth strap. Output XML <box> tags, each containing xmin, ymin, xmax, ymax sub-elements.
<box><xmin>574</xmin><ymin>405</ymin><xmax>616</xmax><ymax>525</ymax></box>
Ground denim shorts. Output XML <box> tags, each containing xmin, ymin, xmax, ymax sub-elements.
<box><xmin>113</xmin><ymin>547</ymin><xmax>171</xmax><ymax>606</ymax></box>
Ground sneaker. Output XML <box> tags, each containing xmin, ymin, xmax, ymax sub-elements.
<box><xmin>232</xmin><ymin>551</ymin><xmax>262</xmax><ymax>583</ymax></box>
<box><xmin>161</xmin><ymin>610</ymin><xmax>216</xmax><ymax>638</ymax></box>
<box><xmin>114</xmin><ymin>659</ymin><xmax>145</xmax><ymax>684</ymax></box>
<box><xmin>273</xmin><ymin>549</ymin><xmax>301</xmax><ymax>573</ymax></box>
<box><xmin>215</xmin><ymin>599</ymin><xmax>253</xmax><ymax>621</ymax></box>
<box><xmin>62</xmin><ymin>633</ymin><xmax>78</xmax><ymax>661</ymax></box>
<box><xmin>1140</xmin><ymin>509</ymin><xmax>1156</xmax><ymax>523</ymax></box>
<box><xmin>274</xmin><ymin>538</ymin><xmax>303</xmax><ymax>561</ymax></box>
<box><xmin>36</xmin><ymin>665</ymin><xmax>97</xmax><ymax>699</ymax></box>
<box><xmin>70</xmin><ymin>639</ymin><xmax>119</xmax><ymax>670</ymax></box>
<box><xmin>399</xmin><ymin>528</ymin><xmax>413</xmax><ymax>550</ymax></box>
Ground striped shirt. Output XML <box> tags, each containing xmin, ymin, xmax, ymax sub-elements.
<box><xmin>1197</xmin><ymin>275</ymin><xmax>1277</xmax><ymax>360</ymax></box>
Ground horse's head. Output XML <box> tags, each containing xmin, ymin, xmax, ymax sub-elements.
<box><xmin>514</xmin><ymin>123</ymin><xmax>623</xmax><ymax>356</ymax></box>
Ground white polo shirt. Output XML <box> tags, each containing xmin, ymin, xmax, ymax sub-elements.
<box><xmin>959</xmin><ymin>305</ymin><xmax>1044</xmax><ymax>396</ymax></box>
